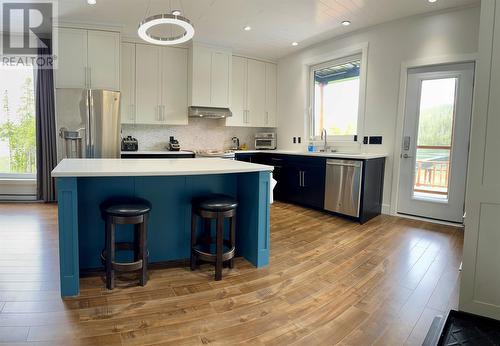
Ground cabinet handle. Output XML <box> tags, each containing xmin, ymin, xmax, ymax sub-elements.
<box><xmin>162</xmin><ymin>105</ymin><xmax>166</xmax><ymax>121</ymax></box>
<box><xmin>156</xmin><ymin>105</ymin><xmax>159</xmax><ymax>121</ymax></box>
<box><xmin>302</xmin><ymin>171</ymin><xmax>305</xmax><ymax>187</ymax></box>
<box><xmin>266</xmin><ymin>111</ymin><xmax>269</xmax><ymax>125</ymax></box>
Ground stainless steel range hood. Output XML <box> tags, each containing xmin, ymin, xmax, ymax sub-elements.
<box><xmin>188</xmin><ymin>106</ymin><xmax>232</xmax><ymax>119</ymax></box>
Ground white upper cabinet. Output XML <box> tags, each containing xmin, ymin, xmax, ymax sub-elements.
<box><xmin>226</xmin><ymin>56</ymin><xmax>248</xmax><ymax>126</ymax></box>
<box><xmin>87</xmin><ymin>30</ymin><xmax>120</xmax><ymax>90</ymax></box>
<box><xmin>265</xmin><ymin>62</ymin><xmax>277</xmax><ymax>127</ymax></box>
<box><xmin>189</xmin><ymin>43</ymin><xmax>232</xmax><ymax>108</ymax></box>
<box><xmin>161</xmin><ymin>47</ymin><xmax>188</xmax><ymax>125</ymax></box>
<box><xmin>135</xmin><ymin>44</ymin><xmax>161</xmax><ymax>124</ymax></box>
<box><xmin>133</xmin><ymin>43</ymin><xmax>188</xmax><ymax>125</ymax></box>
<box><xmin>247</xmin><ymin>59</ymin><xmax>267</xmax><ymax>127</ymax></box>
<box><xmin>227</xmin><ymin>56</ymin><xmax>277</xmax><ymax>128</ymax></box>
<box><xmin>55</xmin><ymin>28</ymin><xmax>120</xmax><ymax>91</ymax></box>
<box><xmin>120</xmin><ymin>43</ymin><xmax>136</xmax><ymax>124</ymax></box>
<box><xmin>56</xmin><ymin>28</ymin><xmax>88</xmax><ymax>88</ymax></box>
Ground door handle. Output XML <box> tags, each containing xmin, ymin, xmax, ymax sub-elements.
<box><xmin>402</xmin><ymin>153</ymin><xmax>413</xmax><ymax>159</ymax></box>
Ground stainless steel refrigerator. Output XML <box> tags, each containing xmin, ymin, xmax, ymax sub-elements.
<box><xmin>55</xmin><ymin>89</ymin><xmax>121</xmax><ymax>162</ymax></box>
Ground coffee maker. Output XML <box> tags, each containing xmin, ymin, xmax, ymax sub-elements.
<box><xmin>167</xmin><ymin>136</ymin><xmax>181</xmax><ymax>151</ymax></box>
<box><xmin>231</xmin><ymin>137</ymin><xmax>240</xmax><ymax>150</ymax></box>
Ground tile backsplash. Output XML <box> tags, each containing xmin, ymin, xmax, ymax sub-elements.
<box><xmin>122</xmin><ymin>118</ymin><xmax>273</xmax><ymax>151</ymax></box>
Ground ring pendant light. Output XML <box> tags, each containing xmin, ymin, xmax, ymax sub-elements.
<box><xmin>138</xmin><ymin>2</ymin><xmax>194</xmax><ymax>45</ymax></box>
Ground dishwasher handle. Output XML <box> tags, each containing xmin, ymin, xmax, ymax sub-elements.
<box><xmin>326</xmin><ymin>160</ymin><xmax>362</xmax><ymax>168</ymax></box>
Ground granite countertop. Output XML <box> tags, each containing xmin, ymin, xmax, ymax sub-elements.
<box><xmin>52</xmin><ymin>158</ymin><xmax>273</xmax><ymax>177</ymax></box>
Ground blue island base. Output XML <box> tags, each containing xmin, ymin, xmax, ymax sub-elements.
<box><xmin>57</xmin><ymin>172</ymin><xmax>270</xmax><ymax>297</ymax></box>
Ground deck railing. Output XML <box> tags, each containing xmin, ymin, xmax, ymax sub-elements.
<box><xmin>414</xmin><ymin>145</ymin><xmax>451</xmax><ymax>195</ymax></box>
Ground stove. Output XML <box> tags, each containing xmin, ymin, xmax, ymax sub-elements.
<box><xmin>195</xmin><ymin>150</ymin><xmax>236</xmax><ymax>159</ymax></box>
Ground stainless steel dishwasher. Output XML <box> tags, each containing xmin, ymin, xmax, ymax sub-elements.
<box><xmin>324</xmin><ymin>159</ymin><xmax>363</xmax><ymax>217</ymax></box>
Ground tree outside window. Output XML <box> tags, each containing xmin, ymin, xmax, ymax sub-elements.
<box><xmin>0</xmin><ymin>67</ymin><xmax>36</xmax><ymax>176</ymax></box>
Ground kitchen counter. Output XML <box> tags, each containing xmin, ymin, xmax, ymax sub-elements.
<box><xmin>235</xmin><ymin>150</ymin><xmax>387</xmax><ymax>160</ymax></box>
<box><xmin>53</xmin><ymin>158</ymin><xmax>273</xmax><ymax>297</ymax></box>
<box><xmin>52</xmin><ymin>158</ymin><xmax>273</xmax><ymax>177</ymax></box>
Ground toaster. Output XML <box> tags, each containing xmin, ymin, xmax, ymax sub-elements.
<box><xmin>121</xmin><ymin>136</ymin><xmax>138</xmax><ymax>151</ymax></box>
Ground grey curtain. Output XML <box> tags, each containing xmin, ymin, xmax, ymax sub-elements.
<box><xmin>35</xmin><ymin>39</ymin><xmax>57</xmax><ymax>202</ymax></box>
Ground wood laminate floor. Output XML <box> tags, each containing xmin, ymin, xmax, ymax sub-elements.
<box><xmin>0</xmin><ymin>202</ymin><xmax>463</xmax><ymax>345</ymax></box>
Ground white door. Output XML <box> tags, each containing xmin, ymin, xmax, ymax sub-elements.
<box><xmin>227</xmin><ymin>56</ymin><xmax>248</xmax><ymax>126</ymax></box>
<box><xmin>121</xmin><ymin>43</ymin><xmax>136</xmax><ymax>124</ymax></box>
<box><xmin>87</xmin><ymin>30</ymin><xmax>120</xmax><ymax>91</ymax></box>
<box><xmin>247</xmin><ymin>59</ymin><xmax>267</xmax><ymax>127</ymax></box>
<box><xmin>265</xmin><ymin>62</ymin><xmax>277</xmax><ymax>127</ymax></box>
<box><xmin>161</xmin><ymin>47</ymin><xmax>188</xmax><ymax>125</ymax></box>
<box><xmin>55</xmin><ymin>28</ymin><xmax>88</xmax><ymax>88</ymax></box>
<box><xmin>398</xmin><ymin>62</ymin><xmax>474</xmax><ymax>223</ymax></box>
<box><xmin>135</xmin><ymin>44</ymin><xmax>161</xmax><ymax>124</ymax></box>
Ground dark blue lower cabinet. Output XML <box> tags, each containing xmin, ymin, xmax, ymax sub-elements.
<box><xmin>235</xmin><ymin>153</ymin><xmax>385</xmax><ymax>223</ymax></box>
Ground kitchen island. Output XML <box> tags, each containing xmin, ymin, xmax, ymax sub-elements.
<box><xmin>52</xmin><ymin>158</ymin><xmax>273</xmax><ymax>297</ymax></box>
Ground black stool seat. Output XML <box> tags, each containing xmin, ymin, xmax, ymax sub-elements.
<box><xmin>194</xmin><ymin>194</ymin><xmax>238</xmax><ymax>211</ymax></box>
<box><xmin>103</xmin><ymin>203</ymin><xmax>151</xmax><ymax>217</ymax></box>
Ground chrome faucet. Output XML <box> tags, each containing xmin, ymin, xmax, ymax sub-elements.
<box><xmin>321</xmin><ymin>129</ymin><xmax>328</xmax><ymax>152</ymax></box>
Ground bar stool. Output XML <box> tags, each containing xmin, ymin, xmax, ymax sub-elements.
<box><xmin>191</xmin><ymin>194</ymin><xmax>238</xmax><ymax>281</ymax></box>
<box><xmin>100</xmin><ymin>198</ymin><xmax>151</xmax><ymax>290</ymax></box>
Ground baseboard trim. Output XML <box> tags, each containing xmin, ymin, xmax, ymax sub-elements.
<box><xmin>381</xmin><ymin>204</ymin><xmax>391</xmax><ymax>215</ymax></box>
<box><xmin>396</xmin><ymin>212</ymin><xmax>464</xmax><ymax>227</ymax></box>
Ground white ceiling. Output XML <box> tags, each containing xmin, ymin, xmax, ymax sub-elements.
<box><xmin>58</xmin><ymin>0</ymin><xmax>479</xmax><ymax>60</ymax></box>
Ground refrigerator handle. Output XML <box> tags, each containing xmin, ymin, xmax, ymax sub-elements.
<box><xmin>88</xmin><ymin>89</ymin><xmax>95</xmax><ymax>157</ymax></box>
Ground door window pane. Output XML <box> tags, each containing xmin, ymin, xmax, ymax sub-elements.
<box><xmin>0</xmin><ymin>66</ymin><xmax>36</xmax><ymax>177</ymax></box>
<box><xmin>414</xmin><ymin>78</ymin><xmax>456</xmax><ymax>200</ymax></box>
<box><xmin>312</xmin><ymin>57</ymin><xmax>361</xmax><ymax>137</ymax></box>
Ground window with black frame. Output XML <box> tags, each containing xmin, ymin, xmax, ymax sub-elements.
<box><xmin>311</xmin><ymin>55</ymin><xmax>362</xmax><ymax>140</ymax></box>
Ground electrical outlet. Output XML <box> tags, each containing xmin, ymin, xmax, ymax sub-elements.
<box><xmin>369</xmin><ymin>136</ymin><xmax>383</xmax><ymax>145</ymax></box>
<box><xmin>363</xmin><ymin>136</ymin><xmax>369</xmax><ymax>144</ymax></box>
<box><xmin>298</xmin><ymin>137</ymin><xmax>301</xmax><ymax>144</ymax></box>
<box><xmin>293</xmin><ymin>137</ymin><xmax>296</xmax><ymax>144</ymax></box>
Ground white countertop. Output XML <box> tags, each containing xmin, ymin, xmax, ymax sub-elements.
<box><xmin>121</xmin><ymin>150</ymin><xmax>194</xmax><ymax>155</ymax></box>
<box><xmin>52</xmin><ymin>158</ymin><xmax>273</xmax><ymax>177</ymax></box>
<box><xmin>235</xmin><ymin>150</ymin><xmax>388</xmax><ymax>160</ymax></box>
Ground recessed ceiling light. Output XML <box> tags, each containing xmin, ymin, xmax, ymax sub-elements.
<box><xmin>87</xmin><ymin>0</ymin><xmax>96</xmax><ymax>4</ymax></box>
<box><xmin>341</xmin><ymin>20</ymin><xmax>351</xmax><ymax>26</ymax></box>
<box><xmin>428</xmin><ymin>0</ymin><xmax>437</xmax><ymax>3</ymax></box>
<box><xmin>244</xmin><ymin>26</ymin><xmax>252</xmax><ymax>31</ymax></box>
<box><xmin>292</xmin><ymin>42</ymin><xmax>299</xmax><ymax>46</ymax></box>
<box><xmin>172</xmin><ymin>10</ymin><xmax>181</xmax><ymax>16</ymax></box>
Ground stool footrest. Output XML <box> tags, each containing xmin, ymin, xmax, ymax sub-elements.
<box><xmin>101</xmin><ymin>241</ymin><xmax>149</xmax><ymax>273</ymax></box>
<box><xmin>192</xmin><ymin>240</ymin><xmax>235</xmax><ymax>263</ymax></box>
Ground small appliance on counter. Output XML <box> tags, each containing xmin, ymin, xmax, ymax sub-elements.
<box><xmin>255</xmin><ymin>132</ymin><xmax>277</xmax><ymax>150</ymax></box>
<box><xmin>167</xmin><ymin>136</ymin><xmax>181</xmax><ymax>151</ymax></box>
<box><xmin>231</xmin><ymin>137</ymin><xmax>240</xmax><ymax>150</ymax></box>
<box><xmin>121</xmin><ymin>135</ymin><xmax>139</xmax><ymax>152</ymax></box>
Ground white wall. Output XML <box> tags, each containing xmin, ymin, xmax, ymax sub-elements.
<box><xmin>277</xmin><ymin>6</ymin><xmax>480</xmax><ymax>211</ymax></box>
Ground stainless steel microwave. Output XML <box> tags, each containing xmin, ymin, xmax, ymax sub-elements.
<box><xmin>255</xmin><ymin>132</ymin><xmax>276</xmax><ymax>150</ymax></box>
